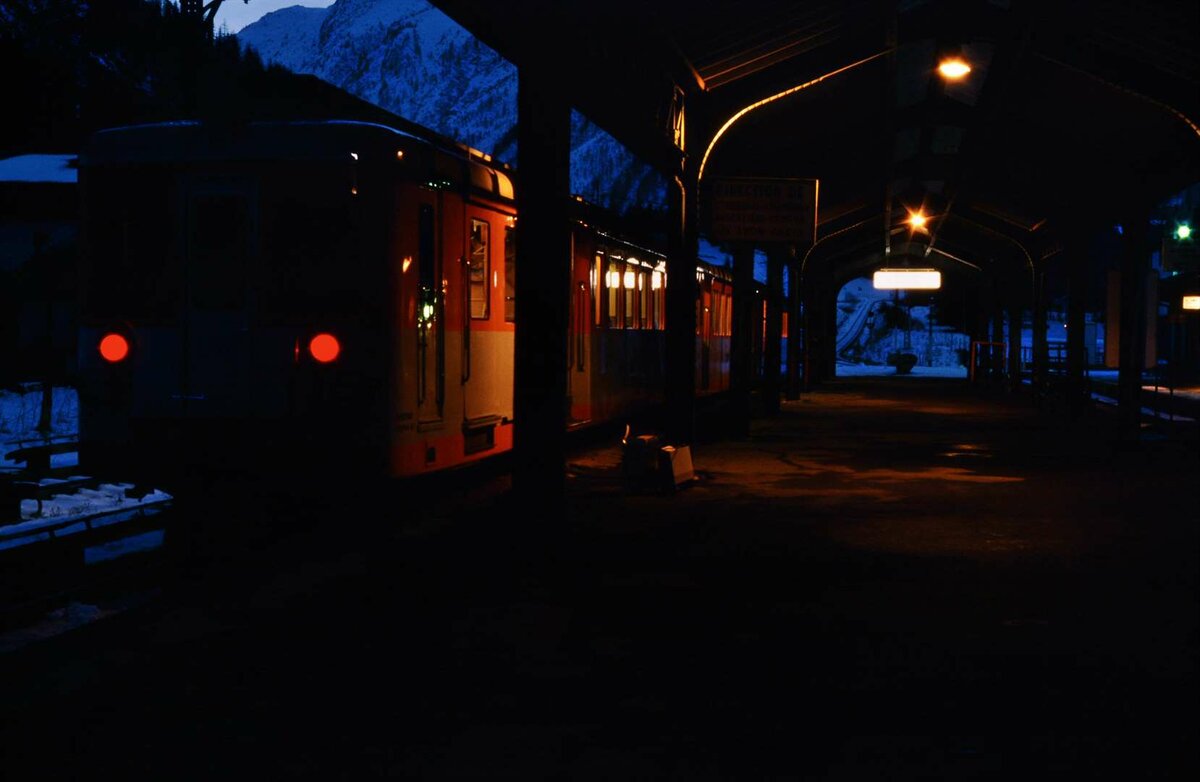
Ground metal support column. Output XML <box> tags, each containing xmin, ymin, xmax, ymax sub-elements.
<box><xmin>785</xmin><ymin>249</ymin><xmax>802</xmax><ymax>400</ymax></box>
<box><xmin>512</xmin><ymin>60</ymin><xmax>571</xmax><ymax>512</ymax></box>
<box><xmin>1007</xmin><ymin>298</ymin><xmax>1023</xmax><ymax>393</ymax></box>
<box><xmin>763</xmin><ymin>246</ymin><xmax>785</xmax><ymax>415</ymax></box>
<box><xmin>991</xmin><ymin>294</ymin><xmax>1005</xmax><ymax>382</ymax></box>
<box><xmin>1117</xmin><ymin>213</ymin><xmax>1150</xmax><ymax>443</ymax></box>
<box><xmin>666</xmin><ymin>167</ymin><xmax>699</xmax><ymax>447</ymax></box>
<box><xmin>1032</xmin><ymin>265</ymin><xmax>1049</xmax><ymax>392</ymax></box>
<box><xmin>730</xmin><ymin>243</ymin><xmax>755</xmax><ymax>437</ymax></box>
<box><xmin>1066</xmin><ymin>238</ymin><xmax>1089</xmax><ymax>413</ymax></box>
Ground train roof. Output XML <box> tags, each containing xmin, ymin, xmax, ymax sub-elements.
<box><xmin>84</xmin><ymin>119</ymin><xmax>445</xmax><ymax>162</ymax></box>
<box><xmin>79</xmin><ymin>119</ymin><xmax>515</xmax><ymax>203</ymax></box>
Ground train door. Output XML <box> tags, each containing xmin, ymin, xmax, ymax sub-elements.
<box><xmin>566</xmin><ymin>232</ymin><xmax>593</xmax><ymax>426</ymax></box>
<box><xmin>698</xmin><ymin>278</ymin><xmax>713</xmax><ymax>391</ymax></box>
<box><xmin>717</xmin><ymin>280</ymin><xmax>733</xmax><ymax>390</ymax></box>
<box><xmin>460</xmin><ymin>207</ymin><xmax>512</xmax><ymax>451</ymax></box>
<box><xmin>416</xmin><ymin>200</ymin><xmax>444</xmax><ymax>427</ymax></box>
<box><xmin>180</xmin><ymin>178</ymin><xmax>256</xmax><ymax>420</ymax></box>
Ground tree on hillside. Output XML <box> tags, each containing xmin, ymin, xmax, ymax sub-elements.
<box><xmin>0</xmin><ymin>0</ymin><xmax>278</xmax><ymax>155</ymax></box>
<box><xmin>181</xmin><ymin>1</ymin><xmax>251</xmax><ymax>34</ymax></box>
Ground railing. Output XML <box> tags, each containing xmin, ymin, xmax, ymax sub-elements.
<box><xmin>1018</xmin><ymin>343</ymin><xmax>1090</xmax><ymax>373</ymax></box>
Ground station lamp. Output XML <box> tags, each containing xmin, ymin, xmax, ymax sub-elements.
<box><xmin>1174</xmin><ymin>221</ymin><xmax>1192</xmax><ymax>241</ymax></box>
<box><xmin>907</xmin><ymin>209</ymin><xmax>929</xmax><ymax>232</ymax></box>
<box><xmin>873</xmin><ymin>269</ymin><xmax>942</xmax><ymax>290</ymax></box>
<box><xmin>937</xmin><ymin>56</ymin><xmax>971</xmax><ymax>80</ymax></box>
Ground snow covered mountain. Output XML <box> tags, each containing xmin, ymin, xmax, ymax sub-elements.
<box><xmin>236</xmin><ymin>0</ymin><xmax>667</xmax><ymax>213</ymax></box>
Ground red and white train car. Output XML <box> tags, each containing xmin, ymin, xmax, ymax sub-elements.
<box><xmin>76</xmin><ymin>119</ymin><xmax>732</xmax><ymax>486</ymax></box>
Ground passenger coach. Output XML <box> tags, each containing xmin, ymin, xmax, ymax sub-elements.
<box><xmin>76</xmin><ymin>119</ymin><xmax>731</xmax><ymax>485</ymax></box>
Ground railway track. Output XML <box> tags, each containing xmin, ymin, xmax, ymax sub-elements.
<box><xmin>0</xmin><ymin>396</ymin><xmax>732</xmax><ymax>646</ymax></box>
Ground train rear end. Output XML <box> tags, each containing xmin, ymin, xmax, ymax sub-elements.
<box><xmin>76</xmin><ymin>124</ymin><xmax>392</xmax><ymax>491</ymax></box>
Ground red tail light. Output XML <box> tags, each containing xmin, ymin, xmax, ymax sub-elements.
<box><xmin>99</xmin><ymin>333</ymin><xmax>130</xmax><ymax>363</ymax></box>
<box><xmin>309</xmin><ymin>333</ymin><xmax>340</xmax><ymax>363</ymax></box>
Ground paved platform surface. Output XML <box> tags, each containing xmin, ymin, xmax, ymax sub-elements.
<box><xmin>1</xmin><ymin>377</ymin><xmax>1197</xmax><ymax>780</ymax></box>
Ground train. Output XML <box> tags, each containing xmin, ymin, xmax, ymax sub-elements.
<box><xmin>73</xmin><ymin>118</ymin><xmax>734</xmax><ymax>487</ymax></box>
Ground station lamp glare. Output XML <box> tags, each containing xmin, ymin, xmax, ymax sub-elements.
<box><xmin>937</xmin><ymin>57</ymin><xmax>971</xmax><ymax>79</ymax></box>
<box><xmin>1183</xmin><ymin>295</ymin><xmax>1200</xmax><ymax>311</ymax></box>
<box><xmin>873</xmin><ymin>269</ymin><xmax>942</xmax><ymax>290</ymax></box>
<box><xmin>1175</xmin><ymin>222</ymin><xmax>1192</xmax><ymax>241</ymax></box>
<box><xmin>907</xmin><ymin>210</ymin><xmax>929</xmax><ymax>230</ymax></box>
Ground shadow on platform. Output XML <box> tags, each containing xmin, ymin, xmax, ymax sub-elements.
<box><xmin>1</xmin><ymin>378</ymin><xmax>1196</xmax><ymax>780</ymax></box>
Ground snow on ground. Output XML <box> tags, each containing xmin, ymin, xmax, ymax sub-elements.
<box><xmin>836</xmin><ymin>362</ymin><xmax>968</xmax><ymax>378</ymax></box>
<box><xmin>2</xmin><ymin>384</ymin><xmax>172</xmax><ymax>540</ymax></box>
<box><xmin>0</xmin><ymin>154</ymin><xmax>77</xmax><ymax>183</ymax></box>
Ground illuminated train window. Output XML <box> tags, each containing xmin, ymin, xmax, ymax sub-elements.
<box><xmin>593</xmin><ymin>254</ymin><xmax>603</xmax><ymax>327</ymax></box>
<box><xmin>653</xmin><ymin>269</ymin><xmax>665</xmax><ymax>330</ymax></box>
<box><xmin>639</xmin><ymin>270</ymin><xmax>648</xmax><ymax>329</ymax></box>
<box><xmin>624</xmin><ymin>264</ymin><xmax>638</xmax><ymax>329</ymax></box>
<box><xmin>606</xmin><ymin>256</ymin><xmax>620</xmax><ymax>328</ymax></box>
<box><xmin>719</xmin><ymin>285</ymin><xmax>725</xmax><ymax>336</ymax></box>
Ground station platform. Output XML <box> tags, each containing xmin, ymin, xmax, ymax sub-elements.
<box><xmin>1</xmin><ymin>376</ymin><xmax>1197</xmax><ymax>780</ymax></box>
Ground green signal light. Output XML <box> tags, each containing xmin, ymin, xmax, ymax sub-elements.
<box><xmin>1175</xmin><ymin>222</ymin><xmax>1192</xmax><ymax>241</ymax></box>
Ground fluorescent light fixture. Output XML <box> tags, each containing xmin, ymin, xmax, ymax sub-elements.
<box><xmin>873</xmin><ymin>269</ymin><xmax>942</xmax><ymax>290</ymax></box>
<box><xmin>1183</xmin><ymin>295</ymin><xmax>1200</xmax><ymax>310</ymax></box>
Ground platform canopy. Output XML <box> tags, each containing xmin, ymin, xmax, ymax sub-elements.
<box><xmin>429</xmin><ymin>0</ymin><xmax>1200</xmax><ymax>274</ymax></box>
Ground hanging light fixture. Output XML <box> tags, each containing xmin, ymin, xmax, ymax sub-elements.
<box><xmin>907</xmin><ymin>209</ymin><xmax>929</xmax><ymax>231</ymax></box>
<box><xmin>873</xmin><ymin>268</ymin><xmax>942</xmax><ymax>290</ymax></box>
<box><xmin>937</xmin><ymin>45</ymin><xmax>972</xmax><ymax>81</ymax></box>
<box><xmin>937</xmin><ymin>57</ymin><xmax>971</xmax><ymax>79</ymax></box>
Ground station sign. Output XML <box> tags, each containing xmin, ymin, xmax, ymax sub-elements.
<box><xmin>707</xmin><ymin>176</ymin><xmax>817</xmax><ymax>245</ymax></box>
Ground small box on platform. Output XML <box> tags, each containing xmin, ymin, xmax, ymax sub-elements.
<box><xmin>658</xmin><ymin>444</ymin><xmax>695</xmax><ymax>489</ymax></box>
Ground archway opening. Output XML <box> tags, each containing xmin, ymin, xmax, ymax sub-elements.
<box><xmin>833</xmin><ymin>276</ymin><xmax>971</xmax><ymax>379</ymax></box>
